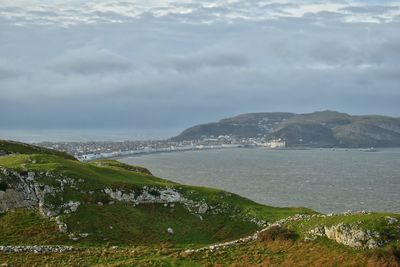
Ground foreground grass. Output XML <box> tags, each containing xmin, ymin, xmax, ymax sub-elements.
<box><xmin>0</xmin><ymin>239</ymin><xmax>399</xmax><ymax>267</ymax></box>
<box><xmin>0</xmin><ymin>209</ymin><xmax>68</xmax><ymax>245</ymax></box>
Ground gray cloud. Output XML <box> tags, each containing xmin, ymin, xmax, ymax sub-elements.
<box><xmin>47</xmin><ymin>48</ymin><xmax>132</xmax><ymax>75</ymax></box>
<box><xmin>0</xmin><ymin>61</ymin><xmax>21</xmax><ymax>80</ymax></box>
<box><xmin>342</xmin><ymin>5</ymin><xmax>398</xmax><ymax>14</ymax></box>
<box><xmin>156</xmin><ymin>50</ymin><xmax>248</xmax><ymax>72</ymax></box>
<box><xmin>0</xmin><ymin>1</ymin><xmax>399</xmax><ymax>134</ymax></box>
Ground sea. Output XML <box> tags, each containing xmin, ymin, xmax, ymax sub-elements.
<box><xmin>0</xmin><ymin>128</ymin><xmax>180</xmax><ymax>143</ymax></box>
<box><xmin>120</xmin><ymin>147</ymin><xmax>400</xmax><ymax>213</ymax></box>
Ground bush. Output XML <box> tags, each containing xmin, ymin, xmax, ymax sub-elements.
<box><xmin>259</xmin><ymin>226</ymin><xmax>297</xmax><ymax>242</ymax></box>
<box><xmin>368</xmin><ymin>245</ymin><xmax>400</xmax><ymax>265</ymax></box>
<box><xmin>388</xmin><ymin>245</ymin><xmax>400</xmax><ymax>263</ymax></box>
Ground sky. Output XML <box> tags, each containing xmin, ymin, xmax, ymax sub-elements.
<box><xmin>0</xmin><ymin>0</ymin><xmax>400</xmax><ymax>140</ymax></box>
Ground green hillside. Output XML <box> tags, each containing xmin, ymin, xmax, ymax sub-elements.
<box><xmin>0</xmin><ymin>140</ymin><xmax>76</xmax><ymax>160</ymax></box>
<box><xmin>0</xmin><ymin>140</ymin><xmax>399</xmax><ymax>266</ymax></box>
<box><xmin>0</xmin><ymin>140</ymin><xmax>312</xmax><ymax>247</ymax></box>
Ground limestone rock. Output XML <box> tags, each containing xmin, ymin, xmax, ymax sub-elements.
<box><xmin>386</xmin><ymin>216</ymin><xmax>398</xmax><ymax>224</ymax></box>
<box><xmin>198</xmin><ymin>203</ymin><xmax>208</xmax><ymax>214</ymax></box>
<box><xmin>307</xmin><ymin>223</ymin><xmax>382</xmax><ymax>249</ymax></box>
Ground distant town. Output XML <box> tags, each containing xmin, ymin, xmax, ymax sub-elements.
<box><xmin>36</xmin><ymin>136</ymin><xmax>286</xmax><ymax>161</ymax></box>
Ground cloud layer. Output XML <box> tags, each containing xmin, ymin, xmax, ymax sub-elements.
<box><xmin>0</xmin><ymin>0</ymin><xmax>399</xmax><ymax>133</ymax></box>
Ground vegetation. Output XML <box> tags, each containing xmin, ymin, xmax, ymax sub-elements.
<box><xmin>0</xmin><ymin>140</ymin><xmax>76</xmax><ymax>160</ymax></box>
<box><xmin>0</xmin><ymin>140</ymin><xmax>399</xmax><ymax>266</ymax></box>
<box><xmin>259</xmin><ymin>226</ymin><xmax>297</xmax><ymax>242</ymax></box>
<box><xmin>0</xmin><ymin>141</ymin><xmax>312</xmax><ymax>247</ymax></box>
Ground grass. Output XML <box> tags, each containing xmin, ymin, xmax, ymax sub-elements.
<box><xmin>284</xmin><ymin>213</ymin><xmax>400</xmax><ymax>246</ymax></box>
<box><xmin>1</xmin><ymin>238</ymin><xmax>398</xmax><ymax>266</ymax></box>
<box><xmin>0</xmin><ymin>209</ymin><xmax>68</xmax><ymax>245</ymax></box>
<box><xmin>89</xmin><ymin>159</ymin><xmax>153</xmax><ymax>175</ymax></box>
<box><xmin>63</xmin><ymin>202</ymin><xmax>259</xmax><ymax>247</ymax></box>
<box><xmin>0</xmin><ymin>140</ymin><xmax>76</xmax><ymax>160</ymax></box>
<box><xmin>0</xmin><ymin>154</ymin><xmax>176</xmax><ymax>189</ymax></box>
<box><xmin>181</xmin><ymin>238</ymin><xmax>400</xmax><ymax>266</ymax></box>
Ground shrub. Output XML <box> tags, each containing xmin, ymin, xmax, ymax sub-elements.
<box><xmin>387</xmin><ymin>245</ymin><xmax>400</xmax><ymax>263</ymax></box>
<box><xmin>368</xmin><ymin>245</ymin><xmax>400</xmax><ymax>265</ymax></box>
<box><xmin>259</xmin><ymin>226</ymin><xmax>297</xmax><ymax>242</ymax></box>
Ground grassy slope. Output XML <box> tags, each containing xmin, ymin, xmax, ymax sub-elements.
<box><xmin>0</xmin><ymin>140</ymin><xmax>76</xmax><ymax>160</ymax></box>
<box><xmin>0</xmin><ymin>209</ymin><xmax>68</xmax><ymax>245</ymax></box>
<box><xmin>284</xmin><ymin>213</ymin><xmax>400</xmax><ymax>248</ymax></box>
<box><xmin>1</xmin><ymin>238</ymin><xmax>399</xmax><ymax>266</ymax></box>
<box><xmin>0</xmin><ymin>154</ymin><xmax>312</xmax><ymax>246</ymax></box>
<box><xmin>0</xmin><ymin>141</ymin><xmax>313</xmax><ymax>248</ymax></box>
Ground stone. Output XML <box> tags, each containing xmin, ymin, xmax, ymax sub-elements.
<box><xmin>27</xmin><ymin>172</ymin><xmax>35</xmax><ymax>181</ymax></box>
<box><xmin>386</xmin><ymin>216</ymin><xmax>398</xmax><ymax>224</ymax></box>
<box><xmin>198</xmin><ymin>203</ymin><xmax>208</xmax><ymax>214</ymax></box>
<box><xmin>0</xmin><ymin>245</ymin><xmax>74</xmax><ymax>253</ymax></box>
<box><xmin>307</xmin><ymin>223</ymin><xmax>382</xmax><ymax>249</ymax></box>
<box><xmin>167</xmin><ymin>227</ymin><xmax>174</xmax><ymax>234</ymax></box>
<box><xmin>64</xmin><ymin>201</ymin><xmax>80</xmax><ymax>213</ymax></box>
<box><xmin>54</xmin><ymin>216</ymin><xmax>68</xmax><ymax>233</ymax></box>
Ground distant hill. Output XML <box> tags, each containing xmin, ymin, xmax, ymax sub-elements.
<box><xmin>172</xmin><ymin>111</ymin><xmax>400</xmax><ymax>147</ymax></box>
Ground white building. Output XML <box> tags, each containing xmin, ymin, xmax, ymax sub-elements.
<box><xmin>265</xmin><ymin>139</ymin><xmax>286</xmax><ymax>148</ymax></box>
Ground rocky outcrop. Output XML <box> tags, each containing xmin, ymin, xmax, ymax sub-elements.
<box><xmin>0</xmin><ymin>167</ymin><xmax>83</xmax><ymax>218</ymax></box>
<box><xmin>325</xmin><ymin>223</ymin><xmax>381</xmax><ymax>249</ymax></box>
<box><xmin>104</xmin><ymin>187</ymin><xmax>184</xmax><ymax>205</ymax></box>
<box><xmin>307</xmin><ymin>223</ymin><xmax>383</xmax><ymax>249</ymax></box>
<box><xmin>104</xmin><ymin>187</ymin><xmax>223</xmax><ymax>218</ymax></box>
<box><xmin>0</xmin><ymin>188</ymin><xmax>37</xmax><ymax>213</ymax></box>
<box><xmin>0</xmin><ymin>168</ymin><xmax>57</xmax><ymax>216</ymax></box>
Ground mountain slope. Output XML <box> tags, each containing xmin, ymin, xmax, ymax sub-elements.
<box><xmin>172</xmin><ymin>111</ymin><xmax>400</xmax><ymax>147</ymax></box>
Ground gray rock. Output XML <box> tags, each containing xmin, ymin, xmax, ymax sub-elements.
<box><xmin>307</xmin><ymin>223</ymin><xmax>382</xmax><ymax>249</ymax></box>
<box><xmin>198</xmin><ymin>203</ymin><xmax>208</xmax><ymax>214</ymax></box>
<box><xmin>0</xmin><ymin>245</ymin><xmax>74</xmax><ymax>253</ymax></box>
<box><xmin>386</xmin><ymin>216</ymin><xmax>398</xmax><ymax>224</ymax></box>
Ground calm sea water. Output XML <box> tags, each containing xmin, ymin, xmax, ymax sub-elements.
<box><xmin>121</xmin><ymin>148</ymin><xmax>400</xmax><ymax>213</ymax></box>
<box><xmin>0</xmin><ymin>128</ymin><xmax>180</xmax><ymax>143</ymax></box>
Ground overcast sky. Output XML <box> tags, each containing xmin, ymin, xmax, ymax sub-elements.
<box><xmin>1</xmin><ymin>0</ymin><xmax>400</xmax><ymax>137</ymax></box>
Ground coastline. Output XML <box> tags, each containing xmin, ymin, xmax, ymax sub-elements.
<box><xmin>119</xmin><ymin>147</ymin><xmax>400</xmax><ymax>214</ymax></box>
<box><xmin>87</xmin><ymin>145</ymin><xmax>400</xmax><ymax>162</ymax></box>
